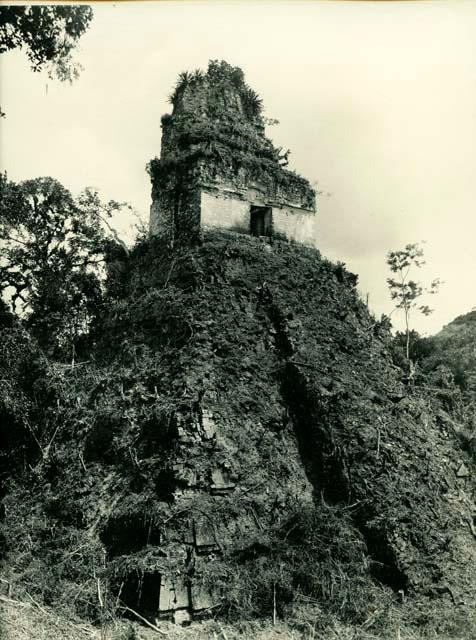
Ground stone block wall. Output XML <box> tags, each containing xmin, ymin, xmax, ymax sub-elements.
<box><xmin>199</xmin><ymin>188</ymin><xmax>317</xmax><ymax>245</ymax></box>
<box><xmin>272</xmin><ymin>207</ymin><xmax>317</xmax><ymax>245</ymax></box>
<box><xmin>149</xmin><ymin>176</ymin><xmax>202</xmax><ymax>243</ymax></box>
<box><xmin>200</xmin><ymin>190</ymin><xmax>250</xmax><ymax>233</ymax></box>
<box><xmin>149</xmin><ymin>198</ymin><xmax>162</xmax><ymax>237</ymax></box>
<box><xmin>151</xmin><ymin>183</ymin><xmax>318</xmax><ymax>245</ymax></box>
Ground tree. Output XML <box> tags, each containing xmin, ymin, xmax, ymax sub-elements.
<box><xmin>0</xmin><ymin>174</ymin><xmax>128</xmax><ymax>357</ymax></box>
<box><xmin>0</xmin><ymin>5</ymin><xmax>93</xmax><ymax>82</ymax></box>
<box><xmin>386</xmin><ymin>242</ymin><xmax>441</xmax><ymax>362</ymax></box>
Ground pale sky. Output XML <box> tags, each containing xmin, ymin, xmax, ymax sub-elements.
<box><xmin>1</xmin><ymin>0</ymin><xmax>475</xmax><ymax>334</ymax></box>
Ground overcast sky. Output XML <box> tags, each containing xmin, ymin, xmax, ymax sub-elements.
<box><xmin>1</xmin><ymin>0</ymin><xmax>475</xmax><ymax>334</ymax></box>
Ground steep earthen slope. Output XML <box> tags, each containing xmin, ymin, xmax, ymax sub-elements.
<box><xmin>1</xmin><ymin>232</ymin><xmax>475</xmax><ymax>637</ymax></box>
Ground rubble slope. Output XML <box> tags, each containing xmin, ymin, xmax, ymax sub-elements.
<box><xmin>1</xmin><ymin>231</ymin><xmax>475</xmax><ymax>637</ymax></box>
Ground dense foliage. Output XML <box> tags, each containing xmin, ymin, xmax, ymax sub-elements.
<box><xmin>0</xmin><ymin>5</ymin><xmax>93</xmax><ymax>81</ymax></box>
<box><xmin>424</xmin><ymin>310</ymin><xmax>476</xmax><ymax>394</ymax></box>
<box><xmin>0</xmin><ymin>175</ymin><xmax>127</xmax><ymax>357</ymax></box>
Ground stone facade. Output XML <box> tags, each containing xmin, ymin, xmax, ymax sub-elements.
<box><xmin>148</xmin><ymin>61</ymin><xmax>316</xmax><ymax>244</ymax></box>
<box><xmin>200</xmin><ymin>190</ymin><xmax>317</xmax><ymax>243</ymax></box>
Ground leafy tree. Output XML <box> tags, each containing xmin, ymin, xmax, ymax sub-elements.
<box><xmin>0</xmin><ymin>174</ymin><xmax>128</xmax><ymax>358</ymax></box>
<box><xmin>0</xmin><ymin>5</ymin><xmax>93</xmax><ymax>81</ymax></box>
<box><xmin>386</xmin><ymin>242</ymin><xmax>441</xmax><ymax>362</ymax></box>
<box><xmin>0</xmin><ymin>320</ymin><xmax>48</xmax><ymax>470</ymax></box>
<box><xmin>389</xmin><ymin>329</ymin><xmax>436</xmax><ymax>372</ymax></box>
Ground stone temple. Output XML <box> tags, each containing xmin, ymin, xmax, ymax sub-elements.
<box><xmin>148</xmin><ymin>60</ymin><xmax>316</xmax><ymax>244</ymax></box>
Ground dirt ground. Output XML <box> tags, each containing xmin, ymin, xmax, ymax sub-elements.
<box><xmin>1</xmin><ymin>595</ymin><xmax>474</xmax><ymax>640</ymax></box>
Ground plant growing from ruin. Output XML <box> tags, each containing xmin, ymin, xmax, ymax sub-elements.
<box><xmin>386</xmin><ymin>242</ymin><xmax>441</xmax><ymax>363</ymax></box>
<box><xmin>169</xmin><ymin>59</ymin><xmax>263</xmax><ymax>119</ymax></box>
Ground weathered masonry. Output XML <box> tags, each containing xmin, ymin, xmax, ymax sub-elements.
<box><xmin>148</xmin><ymin>60</ymin><xmax>316</xmax><ymax>243</ymax></box>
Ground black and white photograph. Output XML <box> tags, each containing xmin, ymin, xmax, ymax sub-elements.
<box><xmin>0</xmin><ymin>1</ymin><xmax>475</xmax><ymax>638</ymax></box>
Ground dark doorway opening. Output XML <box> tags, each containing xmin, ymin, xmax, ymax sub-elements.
<box><xmin>250</xmin><ymin>206</ymin><xmax>272</xmax><ymax>237</ymax></box>
<box><xmin>119</xmin><ymin>570</ymin><xmax>162</xmax><ymax>620</ymax></box>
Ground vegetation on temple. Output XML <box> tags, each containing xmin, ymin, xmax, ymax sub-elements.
<box><xmin>169</xmin><ymin>60</ymin><xmax>263</xmax><ymax>119</ymax></box>
<box><xmin>148</xmin><ymin>60</ymin><xmax>316</xmax><ymax>218</ymax></box>
<box><xmin>1</xmin><ymin>227</ymin><xmax>475</xmax><ymax>639</ymax></box>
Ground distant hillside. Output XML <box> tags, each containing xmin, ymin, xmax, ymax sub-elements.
<box><xmin>422</xmin><ymin>310</ymin><xmax>476</xmax><ymax>394</ymax></box>
<box><xmin>1</xmin><ymin>232</ymin><xmax>475</xmax><ymax>639</ymax></box>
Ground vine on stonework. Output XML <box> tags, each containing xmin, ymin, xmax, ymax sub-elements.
<box><xmin>146</xmin><ymin>148</ymin><xmax>315</xmax><ymax>210</ymax></box>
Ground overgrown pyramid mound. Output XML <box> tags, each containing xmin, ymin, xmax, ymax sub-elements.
<box><xmin>2</xmin><ymin>231</ymin><xmax>475</xmax><ymax>637</ymax></box>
